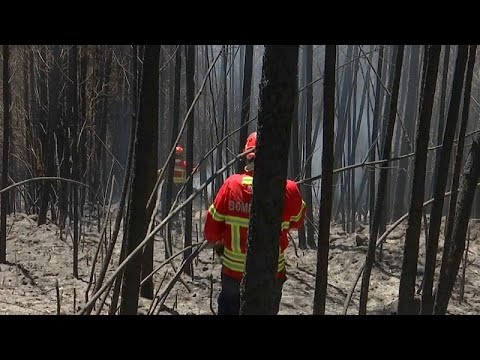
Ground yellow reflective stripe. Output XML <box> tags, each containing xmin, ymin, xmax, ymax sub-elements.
<box><xmin>209</xmin><ymin>204</ymin><xmax>226</xmax><ymax>222</ymax></box>
<box><xmin>223</xmin><ymin>257</ymin><xmax>285</xmax><ymax>273</ymax></box>
<box><xmin>223</xmin><ymin>248</ymin><xmax>286</xmax><ymax>273</ymax></box>
<box><xmin>242</xmin><ymin>176</ymin><xmax>253</xmax><ymax>185</ymax></box>
<box><xmin>222</xmin><ymin>256</ymin><xmax>245</xmax><ymax>272</ymax></box>
<box><xmin>281</xmin><ymin>221</ymin><xmax>290</xmax><ymax>230</ymax></box>
<box><xmin>224</xmin><ymin>248</ymin><xmax>246</xmax><ymax>262</ymax></box>
<box><xmin>290</xmin><ymin>200</ymin><xmax>306</xmax><ymax>222</ymax></box>
<box><xmin>225</xmin><ymin>215</ymin><xmax>249</xmax><ymax>228</ymax></box>
<box><xmin>231</xmin><ymin>225</ymin><xmax>242</xmax><ymax>253</ymax></box>
<box><xmin>225</xmin><ymin>248</ymin><xmax>284</xmax><ymax>262</ymax></box>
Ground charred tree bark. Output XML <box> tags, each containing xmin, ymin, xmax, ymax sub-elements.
<box><xmin>23</xmin><ymin>47</ymin><xmax>34</xmax><ymax>214</ymax></box>
<box><xmin>393</xmin><ymin>45</ymin><xmax>421</xmax><ymax>220</ymax></box>
<box><xmin>120</xmin><ymin>45</ymin><xmax>160</xmax><ymax>314</ymax></box>
<box><xmin>222</xmin><ymin>46</ymin><xmax>229</xmax><ymax>175</ymax></box>
<box><xmin>359</xmin><ymin>45</ymin><xmax>404</xmax><ymax>315</ymax></box>
<box><xmin>237</xmin><ymin>45</ymin><xmax>254</xmax><ymax>173</ymax></box>
<box><xmin>397</xmin><ymin>45</ymin><xmax>441</xmax><ymax>315</ymax></box>
<box><xmin>421</xmin><ymin>45</ymin><xmax>468</xmax><ymax>315</ymax></box>
<box><xmin>304</xmin><ymin>45</ymin><xmax>315</xmax><ymax>248</ymax></box>
<box><xmin>369</xmin><ymin>46</ymin><xmax>384</xmax><ymax>233</ymax></box>
<box><xmin>58</xmin><ymin>46</ymin><xmax>72</xmax><ymax>231</ymax></box>
<box><xmin>0</xmin><ymin>45</ymin><xmax>11</xmax><ymax>263</ymax></box>
<box><xmin>434</xmin><ymin>136</ymin><xmax>480</xmax><ymax>314</ymax></box>
<box><xmin>313</xmin><ymin>45</ymin><xmax>336</xmax><ymax>315</ymax></box>
<box><xmin>442</xmin><ymin>45</ymin><xmax>476</xmax><ymax>271</ymax></box>
<box><xmin>183</xmin><ymin>44</ymin><xmax>195</xmax><ymax>276</ymax></box>
<box><xmin>240</xmin><ymin>45</ymin><xmax>299</xmax><ymax>315</ymax></box>
<box><xmin>78</xmin><ymin>46</ymin><xmax>88</xmax><ymax>218</ymax></box>
<box><xmin>430</xmin><ymin>46</ymin><xmax>451</xmax><ymax>198</ymax></box>
<box><xmin>291</xmin><ymin>87</ymin><xmax>306</xmax><ymax>249</ymax></box>
<box><xmin>162</xmin><ymin>46</ymin><xmax>182</xmax><ymax>259</ymax></box>
<box><xmin>38</xmin><ymin>45</ymin><xmax>61</xmax><ymax>226</ymax></box>
<box><xmin>68</xmin><ymin>45</ymin><xmax>80</xmax><ymax>278</ymax></box>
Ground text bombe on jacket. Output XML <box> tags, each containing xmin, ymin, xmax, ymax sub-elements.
<box><xmin>228</xmin><ymin>200</ymin><xmax>251</xmax><ymax>214</ymax></box>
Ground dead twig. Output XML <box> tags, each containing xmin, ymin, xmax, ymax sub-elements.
<box><xmin>56</xmin><ymin>279</ymin><xmax>61</xmax><ymax>315</ymax></box>
<box><xmin>153</xmin><ymin>241</ymin><xmax>208</xmax><ymax>315</ymax></box>
<box><xmin>85</xmin><ymin>176</ymin><xmax>115</xmax><ymax>305</ymax></box>
<box><xmin>147</xmin><ymin>269</ymin><xmax>170</xmax><ymax>315</ymax></box>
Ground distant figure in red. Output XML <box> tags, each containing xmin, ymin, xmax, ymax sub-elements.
<box><xmin>173</xmin><ymin>145</ymin><xmax>187</xmax><ymax>185</ymax></box>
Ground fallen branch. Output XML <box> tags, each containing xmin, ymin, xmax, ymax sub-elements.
<box><xmin>147</xmin><ymin>269</ymin><xmax>170</xmax><ymax>315</ymax></box>
<box><xmin>140</xmin><ymin>241</ymin><xmax>203</xmax><ymax>287</ymax></box>
<box><xmin>153</xmin><ymin>240</ymin><xmax>208</xmax><ymax>315</ymax></box>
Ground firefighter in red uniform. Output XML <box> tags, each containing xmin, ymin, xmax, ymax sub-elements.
<box><xmin>204</xmin><ymin>132</ymin><xmax>306</xmax><ymax>315</ymax></box>
<box><xmin>156</xmin><ymin>145</ymin><xmax>188</xmax><ymax>186</ymax></box>
<box><xmin>173</xmin><ymin>145</ymin><xmax>187</xmax><ymax>186</ymax></box>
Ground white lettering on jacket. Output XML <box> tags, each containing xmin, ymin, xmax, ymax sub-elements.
<box><xmin>228</xmin><ymin>200</ymin><xmax>251</xmax><ymax>214</ymax></box>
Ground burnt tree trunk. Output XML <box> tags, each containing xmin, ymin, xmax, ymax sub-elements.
<box><xmin>304</xmin><ymin>45</ymin><xmax>315</xmax><ymax>248</ymax></box>
<box><xmin>442</xmin><ymin>45</ymin><xmax>476</xmax><ymax>272</ymax></box>
<box><xmin>78</xmin><ymin>46</ymin><xmax>88</xmax><ymax>219</ymax></box>
<box><xmin>68</xmin><ymin>45</ymin><xmax>80</xmax><ymax>278</ymax></box>
<box><xmin>359</xmin><ymin>45</ymin><xmax>404</xmax><ymax>315</ymax></box>
<box><xmin>434</xmin><ymin>136</ymin><xmax>480</xmax><ymax>314</ymax></box>
<box><xmin>23</xmin><ymin>47</ymin><xmax>34</xmax><ymax>214</ymax></box>
<box><xmin>313</xmin><ymin>45</ymin><xmax>336</xmax><ymax>315</ymax></box>
<box><xmin>393</xmin><ymin>45</ymin><xmax>421</xmax><ymax>220</ymax></box>
<box><xmin>0</xmin><ymin>45</ymin><xmax>11</xmax><ymax>263</ymax></box>
<box><xmin>120</xmin><ymin>45</ymin><xmax>160</xmax><ymax>314</ymax></box>
<box><xmin>162</xmin><ymin>46</ymin><xmax>182</xmax><ymax>259</ymax></box>
<box><xmin>38</xmin><ymin>45</ymin><xmax>61</xmax><ymax>226</ymax></box>
<box><xmin>291</xmin><ymin>90</ymin><xmax>305</xmax><ymax>248</ymax></box>
<box><xmin>237</xmin><ymin>45</ymin><xmax>254</xmax><ymax>173</ymax></box>
<box><xmin>397</xmin><ymin>45</ymin><xmax>441</xmax><ymax>315</ymax></box>
<box><xmin>183</xmin><ymin>44</ymin><xmax>195</xmax><ymax>276</ymax></box>
<box><xmin>369</xmin><ymin>46</ymin><xmax>384</xmax><ymax>233</ymax></box>
<box><xmin>430</xmin><ymin>46</ymin><xmax>451</xmax><ymax>198</ymax></box>
<box><xmin>239</xmin><ymin>45</ymin><xmax>299</xmax><ymax>315</ymax></box>
<box><xmin>421</xmin><ymin>45</ymin><xmax>468</xmax><ymax>315</ymax></box>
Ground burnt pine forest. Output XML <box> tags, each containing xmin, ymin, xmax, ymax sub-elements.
<box><xmin>0</xmin><ymin>45</ymin><xmax>479</xmax><ymax>315</ymax></box>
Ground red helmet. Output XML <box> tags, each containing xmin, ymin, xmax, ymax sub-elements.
<box><xmin>244</xmin><ymin>132</ymin><xmax>257</xmax><ymax>160</ymax></box>
<box><xmin>175</xmin><ymin>145</ymin><xmax>184</xmax><ymax>156</ymax></box>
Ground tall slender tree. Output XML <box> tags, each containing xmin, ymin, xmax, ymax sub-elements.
<box><xmin>393</xmin><ymin>45</ymin><xmax>421</xmax><ymax>220</ymax></box>
<box><xmin>237</xmin><ymin>45</ymin><xmax>254</xmax><ymax>173</ymax></box>
<box><xmin>120</xmin><ymin>45</ymin><xmax>160</xmax><ymax>314</ymax></box>
<box><xmin>369</xmin><ymin>46</ymin><xmax>384</xmax><ymax>235</ymax></box>
<box><xmin>162</xmin><ymin>46</ymin><xmax>182</xmax><ymax>259</ymax></box>
<box><xmin>421</xmin><ymin>45</ymin><xmax>468</xmax><ymax>315</ymax></box>
<box><xmin>397</xmin><ymin>45</ymin><xmax>441</xmax><ymax>314</ymax></box>
<box><xmin>68</xmin><ymin>45</ymin><xmax>80</xmax><ymax>278</ymax></box>
<box><xmin>434</xmin><ymin>135</ymin><xmax>480</xmax><ymax>314</ymax></box>
<box><xmin>442</xmin><ymin>45</ymin><xmax>477</xmax><ymax>269</ymax></box>
<box><xmin>359</xmin><ymin>45</ymin><xmax>404</xmax><ymax>315</ymax></box>
<box><xmin>183</xmin><ymin>44</ymin><xmax>195</xmax><ymax>275</ymax></box>
<box><xmin>240</xmin><ymin>45</ymin><xmax>299</xmax><ymax>315</ymax></box>
<box><xmin>313</xmin><ymin>45</ymin><xmax>336</xmax><ymax>315</ymax></box>
<box><xmin>0</xmin><ymin>45</ymin><xmax>11</xmax><ymax>264</ymax></box>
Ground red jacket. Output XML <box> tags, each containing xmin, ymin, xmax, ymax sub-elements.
<box><xmin>174</xmin><ymin>159</ymin><xmax>187</xmax><ymax>184</ymax></box>
<box><xmin>204</xmin><ymin>171</ymin><xmax>306</xmax><ymax>281</ymax></box>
